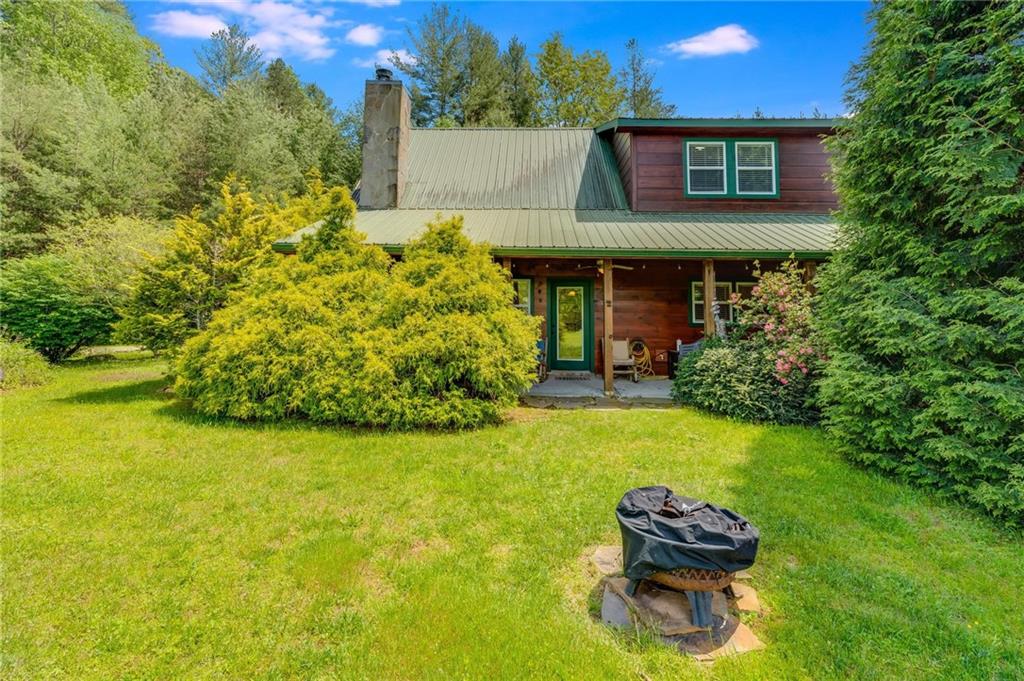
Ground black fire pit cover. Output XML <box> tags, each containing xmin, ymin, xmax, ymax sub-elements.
<box><xmin>616</xmin><ymin>486</ymin><xmax>760</xmax><ymax>579</ymax></box>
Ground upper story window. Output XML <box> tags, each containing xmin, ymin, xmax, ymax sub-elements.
<box><xmin>684</xmin><ymin>139</ymin><xmax>779</xmax><ymax>199</ymax></box>
<box><xmin>735</xmin><ymin>142</ymin><xmax>776</xmax><ymax>195</ymax></box>
<box><xmin>685</xmin><ymin>141</ymin><xmax>727</xmax><ymax>195</ymax></box>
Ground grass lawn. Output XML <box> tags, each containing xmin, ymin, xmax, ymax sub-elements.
<box><xmin>3</xmin><ymin>359</ymin><xmax>1022</xmax><ymax>679</ymax></box>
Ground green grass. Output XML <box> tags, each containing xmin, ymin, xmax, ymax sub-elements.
<box><xmin>3</xmin><ymin>359</ymin><xmax>1022</xmax><ymax>680</ymax></box>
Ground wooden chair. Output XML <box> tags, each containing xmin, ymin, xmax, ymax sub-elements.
<box><xmin>611</xmin><ymin>339</ymin><xmax>639</xmax><ymax>383</ymax></box>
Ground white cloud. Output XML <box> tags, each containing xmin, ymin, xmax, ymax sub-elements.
<box><xmin>345</xmin><ymin>24</ymin><xmax>384</xmax><ymax>47</ymax></box>
<box><xmin>352</xmin><ymin>48</ymin><xmax>414</xmax><ymax>69</ymax></box>
<box><xmin>665</xmin><ymin>24</ymin><xmax>759</xmax><ymax>58</ymax></box>
<box><xmin>150</xmin><ymin>1</ymin><xmax>343</xmax><ymax>61</ymax></box>
<box><xmin>346</xmin><ymin>0</ymin><xmax>401</xmax><ymax>6</ymax></box>
<box><xmin>151</xmin><ymin>10</ymin><xmax>227</xmax><ymax>38</ymax></box>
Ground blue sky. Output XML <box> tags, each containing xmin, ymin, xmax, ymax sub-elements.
<box><xmin>132</xmin><ymin>0</ymin><xmax>871</xmax><ymax>118</ymax></box>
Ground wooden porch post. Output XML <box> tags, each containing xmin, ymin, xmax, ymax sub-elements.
<box><xmin>501</xmin><ymin>256</ymin><xmax>512</xmax><ymax>272</ymax></box>
<box><xmin>702</xmin><ymin>258</ymin><xmax>716</xmax><ymax>338</ymax></box>
<box><xmin>803</xmin><ymin>260</ymin><xmax>817</xmax><ymax>294</ymax></box>
<box><xmin>602</xmin><ymin>258</ymin><xmax>615</xmax><ymax>395</ymax></box>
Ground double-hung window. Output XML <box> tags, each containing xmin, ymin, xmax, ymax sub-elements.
<box><xmin>684</xmin><ymin>139</ymin><xmax>779</xmax><ymax>198</ymax></box>
<box><xmin>735</xmin><ymin>142</ymin><xmax>776</xmax><ymax>195</ymax></box>
<box><xmin>690</xmin><ymin>281</ymin><xmax>734</xmax><ymax>325</ymax></box>
<box><xmin>685</xmin><ymin>141</ymin><xmax>727</xmax><ymax>195</ymax></box>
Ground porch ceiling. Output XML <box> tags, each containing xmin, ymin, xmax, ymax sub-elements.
<box><xmin>274</xmin><ymin>210</ymin><xmax>837</xmax><ymax>258</ymax></box>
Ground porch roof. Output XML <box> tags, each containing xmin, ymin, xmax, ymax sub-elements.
<box><xmin>272</xmin><ymin>209</ymin><xmax>836</xmax><ymax>259</ymax></box>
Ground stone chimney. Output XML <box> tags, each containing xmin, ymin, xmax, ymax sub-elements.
<box><xmin>359</xmin><ymin>68</ymin><xmax>410</xmax><ymax>209</ymax></box>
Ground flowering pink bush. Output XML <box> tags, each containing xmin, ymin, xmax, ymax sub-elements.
<box><xmin>732</xmin><ymin>259</ymin><xmax>826</xmax><ymax>384</ymax></box>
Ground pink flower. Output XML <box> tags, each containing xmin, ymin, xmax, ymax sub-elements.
<box><xmin>779</xmin><ymin>377</ymin><xmax>789</xmax><ymax>385</ymax></box>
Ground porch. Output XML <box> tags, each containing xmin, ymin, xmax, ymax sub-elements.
<box><xmin>523</xmin><ymin>374</ymin><xmax>674</xmax><ymax>408</ymax></box>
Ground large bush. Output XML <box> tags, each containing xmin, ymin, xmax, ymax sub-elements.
<box><xmin>116</xmin><ymin>174</ymin><xmax>346</xmax><ymax>352</ymax></box>
<box><xmin>673</xmin><ymin>260</ymin><xmax>822</xmax><ymax>426</ymax></box>
<box><xmin>817</xmin><ymin>2</ymin><xmax>1024</xmax><ymax>523</ymax></box>
<box><xmin>0</xmin><ymin>255</ymin><xmax>114</xmax><ymax>361</ymax></box>
<box><xmin>0</xmin><ymin>337</ymin><xmax>51</xmax><ymax>389</ymax></box>
<box><xmin>175</xmin><ymin>203</ymin><xmax>539</xmax><ymax>429</ymax></box>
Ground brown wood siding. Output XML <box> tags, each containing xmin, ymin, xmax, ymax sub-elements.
<box><xmin>632</xmin><ymin>129</ymin><xmax>837</xmax><ymax>213</ymax></box>
<box><xmin>511</xmin><ymin>257</ymin><xmax>782</xmax><ymax>375</ymax></box>
<box><xmin>611</xmin><ymin>132</ymin><xmax>634</xmax><ymax>209</ymax></box>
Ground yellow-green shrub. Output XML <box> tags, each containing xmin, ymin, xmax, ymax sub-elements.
<box><xmin>174</xmin><ymin>207</ymin><xmax>539</xmax><ymax>429</ymax></box>
<box><xmin>0</xmin><ymin>337</ymin><xmax>52</xmax><ymax>389</ymax></box>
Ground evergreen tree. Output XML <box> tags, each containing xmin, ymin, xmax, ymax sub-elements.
<box><xmin>501</xmin><ymin>36</ymin><xmax>539</xmax><ymax>127</ymax></box>
<box><xmin>816</xmin><ymin>1</ymin><xmax>1024</xmax><ymax>523</ymax></box>
<box><xmin>264</xmin><ymin>58</ymin><xmax>307</xmax><ymax>116</ymax></box>
<box><xmin>197</xmin><ymin>24</ymin><xmax>263</xmax><ymax>96</ymax></box>
<box><xmin>463</xmin><ymin>24</ymin><xmax>508</xmax><ymax>126</ymax></box>
<box><xmin>391</xmin><ymin>3</ymin><xmax>467</xmax><ymax>126</ymax></box>
<box><xmin>619</xmin><ymin>38</ymin><xmax>676</xmax><ymax>118</ymax></box>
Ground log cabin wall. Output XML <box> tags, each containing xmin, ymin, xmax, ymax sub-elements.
<box><xmin>509</xmin><ymin>257</ymin><xmax>777</xmax><ymax>375</ymax></box>
<box><xmin>627</xmin><ymin>128</ymin><xmax>836</xmax><ymax>213</ymax></box>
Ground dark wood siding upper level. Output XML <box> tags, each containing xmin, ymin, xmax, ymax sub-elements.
<box><xmin>629</xmin><ymin>128</ymin><xmax>837</xmax><ymax>213</ymax></box>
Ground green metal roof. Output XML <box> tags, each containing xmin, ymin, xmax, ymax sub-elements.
<box><xmin>273</xmin><ymin>210</ymin><xmax>836</xmax><ymax>258</ymax></box>
<box><xmin>400</xmin><ymin>128</ymin><xmax>627</xmax><ymax>210</ymax></box>
<box><xmin>594</xmin><ymin>117</ymin><xmax>842</xmax><ymax>135</ymax></box>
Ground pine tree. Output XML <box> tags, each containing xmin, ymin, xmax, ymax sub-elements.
<box><xmin>501</xmin><ymin>36</ymin><xmax>539</xmax><ymax>127</ymax></box>
<box><xmin>463</xmin><ymin>24</ymin><xmax>508</xmax><ymax>126</ymax></box>
<box><xmin>264</xmin><ymin>58</ymin><xmax>307</xmax><ymax>116</ymax></box>
<box><xmin>619</xmin><ymin>38</ymin><xmax>676</xmax><ymax>118</ymax></box>
<box><xmin>197</xmin><ymin>24</ymin><xmax>263</xmax><ymax>96</ymax></box>
<box><xmin>391</xmin><ymin>3</ymin><xmax>468</xmax><ymax>126</ymax></box>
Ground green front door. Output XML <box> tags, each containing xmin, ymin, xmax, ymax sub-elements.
<box><xmin>547</xmin><ymin>279</ymin><xmax>593</xmax><ymax>371</ymax></box>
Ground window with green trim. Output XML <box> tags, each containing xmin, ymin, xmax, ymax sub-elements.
<box><xmin>685</xmin><ymin>141</ymin><xmax>727</xmax><ymax>195</ymax></box>
<box><xmin>691</xmin><ymin>281</ymin><xmax>758</xmax><ymax>324</ymax></box>
<box><xmin>683</xmin><ymin>139</ymin><xmax>780</xmax><ymax>199</ymax></box>
<box><xmin>512</xmin><ymin>278</ymin><xmax>532</xmax><ymax>314</ymax></box>
<box><xmin>691</xmin><ymin>281</ymin><xmax>734</xmax><ymax>324</ymax></box>
<box><xmin>735</xmin><ymin>142</ymin><xmax>776</xmax><ymax>195</ymax></box>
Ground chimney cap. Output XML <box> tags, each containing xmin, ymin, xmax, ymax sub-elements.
<box><xmin>375</xmin><ymin>67</ymin><xmax>394</xmax><ymax>81</ymax></box>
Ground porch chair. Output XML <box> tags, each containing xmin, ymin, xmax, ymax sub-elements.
<box><xmin>611</xmin><ymin>339</ymin><xmax>640</xmax><ymax>383</ymax></box>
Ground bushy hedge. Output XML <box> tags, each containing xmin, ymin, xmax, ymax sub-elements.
<box><xmin>174</xmin><ymin>201</ymin><xmax>539</xmax><ymax>430</ymax></box>
<box><xmin>672</xmin><ymin>260</ymin><xmax>823</xmax><ymax>426</ymax></box>
<box><xmin>817</xmin><ymin>2</ymin><xmax>1024</xmax><ymax>523</ymax></box>
<box><xmin>0</xmin><ymin>337</ymin><xmax>52</xmax><ymax>389</ymax></box>
<box><xmin>0</xmin><ymin>255</ymin><xmax>114</xmax><ymax>361</ymax></box>
<box><xmin>672</xmin><ymin>338</ymin><xmax>817</xmax><ymax>426</ymax></box>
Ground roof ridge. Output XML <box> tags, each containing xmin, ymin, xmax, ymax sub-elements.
<box><xmin>410</xmin><ymin>127</ymin><xmax>595</xmax><ymax>132</ymax></box>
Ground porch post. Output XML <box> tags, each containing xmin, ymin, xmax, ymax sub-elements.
<box><xmin>803</xmin><ymin>260</ymin><xmax>817</xmax><ymax>294</ymax></box>
<box><xmin>602</xmin><ymin>258</ymin><xmax>614</xmax><ymax>396</ymax></box>
<box><xmin>702</xmin><ymin>258</ymin><xmax>716</xmax><ymax>338</ymax></box>
<box><xmin>502</xmin><ymin>257</ymin><xmax>512</xmax><ymax>272</ymax></box>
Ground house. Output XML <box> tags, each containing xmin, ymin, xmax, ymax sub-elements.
<box><xmin>274</xmin><ymin>69</ymin><xmax>838</xmax><ymax>393</ymax></box>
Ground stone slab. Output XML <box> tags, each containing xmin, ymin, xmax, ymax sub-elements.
<box><xmin>591</xmin><ymin>545</ymin><xmax>622</xmax><ymax>576</ymax></box>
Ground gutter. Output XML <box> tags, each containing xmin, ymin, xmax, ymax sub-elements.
<box><xmin>272</xmin><ymin>240</ymin><xmax>830</xmax><ymax>260</ymax></box>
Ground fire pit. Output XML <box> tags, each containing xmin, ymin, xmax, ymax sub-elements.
<box><xmin>616</xmin><ymin>486</ymin><xmax>760</xmax><ymax>627</ymax></box>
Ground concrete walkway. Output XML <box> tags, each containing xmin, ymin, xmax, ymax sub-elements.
<box><xmin>523</xmin><ymin>375</ymin><xmax>674</xmax><ymax>408</ymax></box>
